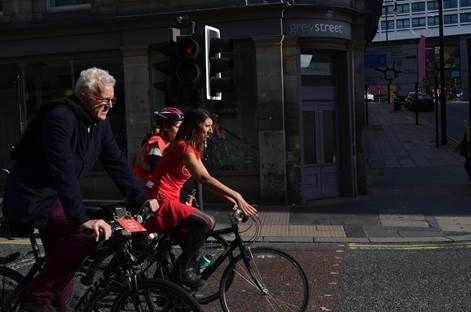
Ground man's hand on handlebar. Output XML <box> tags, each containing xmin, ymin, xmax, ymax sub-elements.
<box><xmin>81</xmin><ymin>219</ymin><xmax>112</xmax><ymax>242</ymax></box>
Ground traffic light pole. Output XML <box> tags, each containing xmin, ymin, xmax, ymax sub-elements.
<box><xmin>438</xmin><ymin>0</ymin><xmax>447</xmax><ymax>145</ymax></box>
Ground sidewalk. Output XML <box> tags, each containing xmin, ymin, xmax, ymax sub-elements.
<box><xmin>207</xmin><ymin>103</ymin><xmax>471</xmax><ymax>243</ymax></box>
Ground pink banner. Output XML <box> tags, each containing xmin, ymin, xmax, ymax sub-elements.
<box><xmin>417</xmin><ymin>35</ymin><xmax>426</xmax><ymax>81</ymax></box>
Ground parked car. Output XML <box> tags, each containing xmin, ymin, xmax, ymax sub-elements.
<box><xmin>405</xmin><ymin>92</ymin><xmax>434</xmax><ymax>112</ymax></box>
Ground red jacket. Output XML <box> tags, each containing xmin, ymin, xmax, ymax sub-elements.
<box><xmin>132</xmin><ymin>133</ymin><xmax>168</xmax><ymax>182</ymax></box>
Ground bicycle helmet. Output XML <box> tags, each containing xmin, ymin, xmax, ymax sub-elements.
<box><xmin>154</xmin><ymin>107</ymin><xmax>184</xmax><ymax>122</ymax></box>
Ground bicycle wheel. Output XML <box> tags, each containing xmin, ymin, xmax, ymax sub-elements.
<box><xmin>220</xmin><ymin>247</ymin><xmax>309</xmax><ymax>312</ymax></box>
<box><xmin>111</xmin><ymin>279</ymin><xmax>203</xmax><ymax>312</ymax></box>
<box><xmin>0</xmin><ymin>266</ymin><xmax>24</xmax><ymax>310</ymax></box>
<box><xmin>193</xmin><ymin>233</ymin><xmax>234</xmax><ymax>304</ymax></box>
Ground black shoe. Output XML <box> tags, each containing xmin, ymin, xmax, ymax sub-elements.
<box><xmin>177</xmin><ymin>266</ymin><xmax>205</xmax><ymax>289</ymax></box>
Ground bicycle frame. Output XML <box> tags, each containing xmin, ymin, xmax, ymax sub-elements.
<box><xmin>199</xmin><ymin>218</ymin><xmax>266</xmax><ymax>292</ymax></box>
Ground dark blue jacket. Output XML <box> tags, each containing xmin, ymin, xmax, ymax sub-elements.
<box><xmin>3</xmin><ymin>98</ymin><xmax>148</xmax><ymax>229</ymax></box>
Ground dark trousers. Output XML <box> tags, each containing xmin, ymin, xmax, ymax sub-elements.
<box><xmin>25</xmin><ymin>201</ymin><xmax>96</xmax><ymax>311</ymax></box>
<box><xmin>465</xmin><ymin>158</ymin><xmax>471</xmax><ymax>181</ymax></box>
<box><xmin>174</xmin><ymin>210</ymin><xmax>215</xmax><ymax>269</ymax></box>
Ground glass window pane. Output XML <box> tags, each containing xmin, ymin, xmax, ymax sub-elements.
<box><xmin>300</xmin><ymin>53</ymin><xmax>335</xmax><ymax>87</ymax></box>
<box><xmin>428</xmin><ymin>1</ymin><xmax>438</xmax><ymax>10</ymax></box>
<box><xmin>303</xmin><ymin>111</ymin><xmax>317</xmax><ymax>165</ymax></box>
<box><xmin>411</xmin><ymin>2</ymin><xmax>426</xmax><ymax>12</ymax></box>
<box><xmin>397</xmin><ymin>18</ymin><xmax>410</xmax><ymax>29</ymax></box>
<box><xmin>323</xmin><ymin>111</ymin><xmax>336</xmax><ymax>164</ymax></box>
<box><xmin>444</xmin><ymin>0</ymin><xmax>457</xmax><ymax>9</ymax></box>
<box><xmin>428</xmin><ymin>16</ymin><xmax>439</xmax><ymax>26</ymax></box>
<box><xmin>444</xmin><ymin>14</ymin><xmax>458</xmax><ymax>24</ymax></box>
<box><xmin>412</xmin><ymin>17</ymin><xmax>426</xmax><ymax>27</ymax></box>
<box><xmin>462</xmin><ymin>0</ymin><xmax>471</xmax><ymax>8</ymax></box>
<box><xmin>461</xmin><ymin>13</ymin><xmax>471</xmax><ymax>23</ymax></box>
<box><xmin>50</xmin><ymin>0</ymin><xmax>90</xmax><ymax>7</ymax></box>
<box><xmin>397</xmin><ymin>3</ymin><xmax>410</xmax><ymax>13</ymax></box>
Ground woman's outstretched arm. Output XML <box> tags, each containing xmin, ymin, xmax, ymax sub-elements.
<box><xmin>183</xmin><ymin>152</ymin><xmax>258</xmax><ymax>216</ymax></box>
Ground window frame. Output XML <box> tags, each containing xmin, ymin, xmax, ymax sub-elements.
<box><xmin>461</xmin><ymin>12</ymin><xmax>471</xmax><ymax>23</ymax></box>
<box><xmin>380</xmin><ymin>20</ymin><xmax>396</xmax><ymax>32</ymax></box>
<box><xmin>461</xmin><ymin>0</ymin><xmax>471</xmax><ymax>8</ymax></box>
<box><xmin>412</xmin><ymin>17</ymin><xmax>427</xmax><ymax>27</ymax></box>
<box><xmin>427</xmin><ymin>0</ymin><xmax>439</xmax><ymax>11</ymax></box>
<box><xmin>428</xmin><ymin>15</ymin><xmax>439</xmax><ymax>26</ymax></box>
<box><xmin>411</xmin><ymin>2</ymin><xmax>426</xmax><ymax>12</ymax></box>
<box><xmin>444</xmin><ymin>14</ymin><xmax>458</xmax><ymax>24</ymax></box>
<box><xmin>396</xmin><ymin>3</ymin><xmax>410</xmax><ymax>14</ymax></box>
<box><xmin>443</xmin><ymin>0</ymin><xmax>458</xmax><ymax>9</ymax></box>
<box><xmin>47</xmin><ymin>0</ymin><xmax>91</xmax><ymax>12</ymax></box>
<box><xmin>396</xmin><ymin>18</ymin><xmax>411</xmax><ymax>29</ymax></box>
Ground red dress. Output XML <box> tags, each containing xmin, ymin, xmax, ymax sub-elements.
<box><xmin>145</xmin><ymin>140</ymin><xmax>198</xmax><ymax>233</ymax></box>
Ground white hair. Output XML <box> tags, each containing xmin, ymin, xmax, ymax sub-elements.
<box><xmin>74</xmin><ymin>67</ymin><xmax>116</xmax><ymax>97</ymax></box>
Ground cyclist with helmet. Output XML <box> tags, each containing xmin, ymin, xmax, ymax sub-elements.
<box><xmin>146</xmin><ymin>108</ymin><xmax>258</xmax><ymax>288</ymax></box>
<box><xmin>133</xmin><ymin>107</ymin><xmax>184</xmax><ymax>192</ymax></box>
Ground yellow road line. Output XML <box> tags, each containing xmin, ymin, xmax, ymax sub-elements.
<box><xmin>348</xmin><ymin>241</ymin><xmax>471</xmax><ymax>250</ymax></box>
<box><xmin>0</xmin><ymin>239</ymin><xmax>38</xmax><ymax>245</ymax></box>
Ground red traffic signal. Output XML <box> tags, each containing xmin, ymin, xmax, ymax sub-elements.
<box><xmin>175</xmin><ymin>35</ymin><xmax>203</xmax><ymax>86</ymax></box>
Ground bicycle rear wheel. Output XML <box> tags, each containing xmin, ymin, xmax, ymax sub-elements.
<box><xmin>111</xmin><ymin>279</ymin><xmax>203</xmax><ymax>312</ymax></box>
<box><xmin>192</xmin><ymin>233</ymin><xmax>234</xmax><ymax>304</ymax></box>
<box><xmin>0</xmin><ymin>266</ymin><xmax>24</xmax><ymax>311</ymax></box>
<box><xmin>220</xmin><ymin>247</ymin><xmax>309</xmax><ymax>312</ymax></box>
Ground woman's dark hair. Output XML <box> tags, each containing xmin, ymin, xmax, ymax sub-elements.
<box><xmin>175</xmin><ymin>108</ymin><xmax>211</xmax><ymax>151</ymax></box>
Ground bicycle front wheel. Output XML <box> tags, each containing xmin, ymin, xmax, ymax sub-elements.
<box><xmin>220</xmin><ymin>247</ymin><xmax>309</xmax><ymax>312</ymax></box>
<box><xmin>111</xmin><ymin>279</ymin><xmax>203</xmax><ymax>312</ymax></box>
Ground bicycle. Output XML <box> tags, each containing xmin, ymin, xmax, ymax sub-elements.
<box><xmin>140</xmin><ymin>208</ymin><xmax>310</xmax><ymax>312</ymax></box>
<box><xmin>0</xmin><ymin>204</ymin><xmax>203</xmax><ymax>312</ymax></box>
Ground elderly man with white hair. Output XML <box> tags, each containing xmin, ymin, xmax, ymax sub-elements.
<box><xmin>3</xmin><ymin>67</ymin><xmax>159</xmax><ymax>312</ymax></box>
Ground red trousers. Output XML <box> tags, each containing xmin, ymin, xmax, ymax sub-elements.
<box><xmin>25</xmin><ymin>201</ymin><xmax>96</xmax><ymax>311</ymax></box>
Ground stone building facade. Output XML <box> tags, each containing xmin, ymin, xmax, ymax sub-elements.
<box><xmin>0</xmin><ymin>0</ymin><xmax>381</xmax><ymax>205</ymax></box>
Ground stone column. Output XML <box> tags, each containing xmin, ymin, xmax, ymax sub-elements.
<box><xmin>283</xmin><ymin>37</ymin><xmax>302</xmax><ymax>204</ymax></box>
<box><xmin>353</xmin><ymin>40</ymin><xmax>367</xmax><ymax>196</ymax></box>
<box><xmin>460</xmin><ymin>38</ymin><xmax>469</xmax><ymax>101</ymax></box>
<box><xmin>122</xmin><ymin>47</ymin><xmax>151</xmax><ymax>164</ymax></box>
<box><xmin>254</xmin><ymin>37</ymin><xmax>288</xmax><ymax>203</ymax></box>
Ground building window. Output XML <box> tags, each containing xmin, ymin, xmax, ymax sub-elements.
<box><xmin>47</xmin><ymin>0</ymin><xmax>91</xmax><ymax>11</ymax></box>
<box><xmin>428</xmin><ymin>15</ymin><xmax>439</xmax><ymax>26</ymax></box>
<box><xmin>427</xmin><ymin>1</ymin><xmax>438</xmax><ymax>10</ymax></box>
<box><xmin>444</xmin><ymin>14</ymin><xmax>458</xmax><ymax>24</ymax></box>
<box><xmin>461</xmin><ymin>0</ymin><xmax>471</xmax><ymax>8</ymax></box>
<box><xmin>412</xmin><ymin>17</ymin><xmax>426</xmax><ymax>27</ymax></box>
<box><xmin>397</xmin><ymin>3</ymin><xmax>410</xmax><ymax>13</ymax></box>
<box><xmin>411</xmin><ymin>2</ymin><xmax>426</xmax><ymax>12</ymax></box>
<box><xmin>461</xmin><ymin>12</ymin><xmax>471</xmax><ymax>23</ymax></box>
<box><xmin>396</xmin><ymin>18</ymin><xmax>411</xmax><ymax>29</ymax></box>
<box><xmin>443</xmin><ymin>0</ymin><xmax>457</xmax><ymax>8</ymax></box>
<box><xmin>381</xmin><ymin>20</ymin><xmax>395</xmax><ymax>31</ymax></box>
<box><xmin>382</xmin><ymin>5</ymin><xmax>395</xmax><ymax>15</ymax></box>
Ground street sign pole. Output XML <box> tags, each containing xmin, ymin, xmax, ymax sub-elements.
<box><xmin>438</xmin><ymin>0</ymin><xmax>447</xmax><ymax>145</ymax></box>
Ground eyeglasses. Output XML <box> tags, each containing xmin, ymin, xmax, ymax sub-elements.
<box><xmin>86</xmin><ymin>93</ymin><xmax>117</xmax><ymax>106</ymax></box>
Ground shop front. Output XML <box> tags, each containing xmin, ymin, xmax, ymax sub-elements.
<box><xmin>0</xmin><ymin>1</ymin><xmax>381</xmax><ymax>203</ymax></box>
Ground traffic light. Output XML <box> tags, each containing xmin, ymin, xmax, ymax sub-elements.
<box><xmin>175</xmin><ymin>34</ymin><xmax>204</xmax><ymax>106</ymax></box>
<box><xmin>204</xmin><ymin>25</ymin><xmax>234</xmax><ymax>101</ymax></box>
<box><xmin>151</xmin><ymin>28</ymin><xmax>180</xmax><ymax>105</ymax></box>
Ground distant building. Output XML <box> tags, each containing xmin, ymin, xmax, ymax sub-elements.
<box><xmin>0</xmin><ymin>0</ymin><xmax>381</xmax><ymax>204</ymax></box>
<box><xmin>366</xmin><ymin>0</ymin><xmax>470</xmax><ymax>100</ymax></box>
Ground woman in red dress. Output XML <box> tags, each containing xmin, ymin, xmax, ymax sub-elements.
<box><xmin>146</xmin><ymin>108</ymin><xmax>258</xmax><ymax>287</ymax></box>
